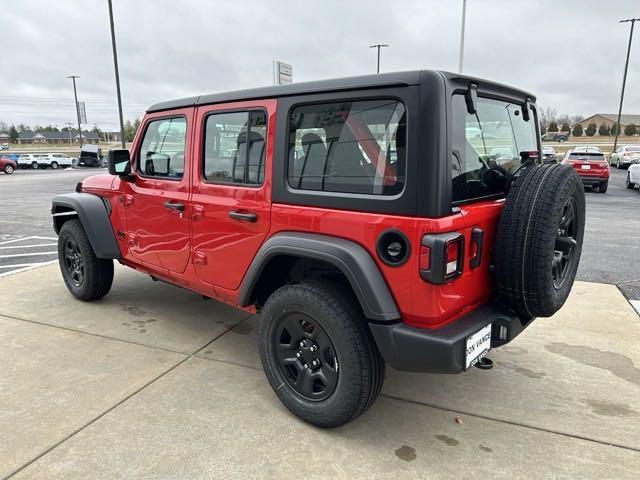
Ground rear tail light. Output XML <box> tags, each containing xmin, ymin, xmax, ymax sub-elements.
<box><xmin>420</xmin><ymin>233</ymin><xmax>464</xmax><ymax>284</ymax></box>
<box><xmin>445</xmin><ymin>240</ymin><xmax>462</xmax><ymax>277</ymax></box>
<box><xmin>419</xmin><ymin>245</ymin><xmax>430</xmax><ymax>271</ymax></box>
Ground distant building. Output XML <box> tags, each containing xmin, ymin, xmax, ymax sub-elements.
<box><xmin>16</xmin><ymin>130</ymin><xmax>101</xmax><ymax>144</ymax></box>
<box><xmin>571</xmin><ymin>114</ymin><xmax>640</xmax><ymax>135</ymax></box>
<box><xmin>0</xmin><ymin>132</ymin><xmax>9</xmax><ymax>143</ymax></box>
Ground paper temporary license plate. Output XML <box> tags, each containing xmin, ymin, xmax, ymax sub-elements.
<box><xmin>465</xmin><ymin>324</ymin><xmax>492</xmax><ymax>369</ymax></box>
<box><xmin>581</xmin><ymin>164</ymin><xmax>591</xmax><ymax>170</ymax></box>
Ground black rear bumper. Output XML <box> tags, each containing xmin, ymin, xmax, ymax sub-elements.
<box><xmin>369</xmin><ymin>302</ymin><xmax>534</xmax><ymax>373</ymax></box>
<box><xmin>579</xmin><ymin>176</ymin><xmax>607</xmax><ymax>186</ymax></box>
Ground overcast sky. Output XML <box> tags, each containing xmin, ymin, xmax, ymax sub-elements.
<box><xmin>1</xmin><ymin>0</ymin><xmax>639</xmax><ymax>131</ymax></box>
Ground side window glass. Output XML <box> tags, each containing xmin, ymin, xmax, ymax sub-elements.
<box><xmin>203</xmin><ymin>110</ymin><xmax>266</xmax><ymax>185</ymax></box>
<box><xmin>287</xmin><ymin>99</ymin><xmax>406</xmax><ymax>195</ymax></box>
<box><xmin>138</xmin><ymin>117</ymin><xmax>186</xmax><ymax>179</ymax></box>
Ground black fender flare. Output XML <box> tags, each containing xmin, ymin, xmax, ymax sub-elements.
<box><xmin>51</xmin><ymin>192</ymin><xmax>121</xmax><ymax>260</ymax></box>
<box><xmin>238</xmin><ymin>232</ymin><xmax>400</xmax><ymax>322</ymax></box>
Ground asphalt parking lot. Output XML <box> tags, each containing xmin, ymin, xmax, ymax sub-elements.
<box><xmin>0</xmin><ymin>166</ymin><xmax>639</xmax><ymax>478</ymax></box>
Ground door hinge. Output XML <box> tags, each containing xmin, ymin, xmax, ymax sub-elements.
<box><xmin>120</xmin><ymin>194</ymin><xmax>134</xmax><ymax>207</ymax></box>
<box><xmin>193</xmin><ymin>251</ymin><xmax>207</xmax><ymax>265</ymax></box>
<box><xmin>191</xmin><ymin>204</ymin><xmax>205</xmax><ymax>221</ymax></box>
<box><xmin>127</xmin><ymin>233</ymin><xmax>137</xmax><ymax>247</ymax></box>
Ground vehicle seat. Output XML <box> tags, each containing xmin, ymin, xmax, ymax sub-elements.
<box><xmin>247</xmin><ymin>131</ymin><xmax>265</xmax><ymax>184</ymax></box>
<box><xmin>296</xmin><ymin>133</ymin><xmax>328</xmax><ymax>190</ymax></box>
<box><xmin>234</xmin><ymin>131</ymin><xmax>265</xmax><ymax>184</ymax></box>
<box><xmin>324</xmin><ymin>132</ymin><xmax>374</xmax><ymax>194</ymax></box>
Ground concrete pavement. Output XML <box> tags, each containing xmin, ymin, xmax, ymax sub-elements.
<box><xmin>1</xmin><ymin>264</ymin><xmax>639</xmax><ymax>479</ymax></box>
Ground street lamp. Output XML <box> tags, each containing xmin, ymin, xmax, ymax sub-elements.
<box><xmin>107</xmin><ymin>0</ymin><xmax>126</xmax><ymax>149</ymax></box>
<box><xmin>369</xmin><ymin>44</ymin><xmax>389</xmax><ymax>74</ymax></box>
<box><xmin>459</xmin><ymin>0</ymin><xmax>467</xmax><ymax>73</ymax></box>
<box><xmin>67</xmin><ymin>75</ymin><xmax>83</xmax><ymax>147</ymax></box>
<box><xmin>613</xmin><ymin>18</ymin><xmax>639</xmax><ymax>153</ymax></box>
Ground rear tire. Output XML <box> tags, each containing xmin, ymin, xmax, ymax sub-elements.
<box><xmin>51</xmin><ymin>161</ymin><xmax>58</xmax><ymax>169</ymax></box>
<box><xmin>495</xmin><ymin>164</ymin><xmax>585</xmax><ymax>317</ymax></box>
<box><xmin>4</xmin><ymin>165</ymin><xmax>14</xmax><ymax>174</ymax></box>
<box><xmin>31</xmin><ymin>161</ymin><xmax>38</xmax><ymax>169</ymax></box>
<box><xmin>599</xmin><ymin>181</ymin><xmax>608</xmax><ymax>193</ymax></box>
<box><xmin>58</xmin><ymin>219</ymin><xmax>114</xmax><ymax>301</ymax></box>
<box><xmin>258</xmin><ymin>280</ymin><xmax>384</xmax><ymax>428</ymax></box>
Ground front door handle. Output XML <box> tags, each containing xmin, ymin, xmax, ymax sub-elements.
<box><xmin>163</xmin><ymin>201</ymin><xmax>185</xmax><ymax>212</ymax></box>
<box><xmin>228</xmin><ymin>210</ymin><xmax>257</xmax><ymax>222</ymax></box>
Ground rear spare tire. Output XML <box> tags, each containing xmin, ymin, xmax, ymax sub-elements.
<box><xmin>495</xmin><ymin>164</ymin><xmax>585</xmax><ymax>317</ymax></box>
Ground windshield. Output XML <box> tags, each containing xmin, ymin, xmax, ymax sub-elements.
<box><xmin>451</xmin><ymin>95</ymin><xmax>537</xmax><ymax>204</ymax></box>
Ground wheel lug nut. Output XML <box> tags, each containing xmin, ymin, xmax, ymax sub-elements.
<box><xmin>299</xmin><ymin>340</ymin><xmax>305</xmax><ymax>348</ymax></box>
<box><xmin>310</xmin><ymin>345</ymin><xmax>317</xmax><ymax>352</ymax></box>
<box><xmin>311</xmin><ymin>359</ymin><xmax>320</xmax><ymax>367</ymax></box>
<box><xmin>296</xmin><ymin>351</ymin><xmax>301</xmax><ymax>357</ymax></box>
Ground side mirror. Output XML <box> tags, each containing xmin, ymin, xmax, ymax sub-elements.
<box><xmin>108</xmin><ymin>149</ymin><xmax>132</xmax><ymax>177</ymax></box>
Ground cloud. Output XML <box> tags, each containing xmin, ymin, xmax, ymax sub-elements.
<box><xmin>0</xmin><ymin>0</ymin><xmax>638</xmax><ymax>130</ymax></box>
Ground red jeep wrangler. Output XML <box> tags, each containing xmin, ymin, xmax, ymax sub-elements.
<box><xmin>52</xmin><ymin>71</ymin><xmax>585</xmax><ymax>427</ymax></box>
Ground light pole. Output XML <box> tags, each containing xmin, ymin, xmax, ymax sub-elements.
<box><xmin>613</xmin><ymin>18</ymin><xmax>639</xmax><ymax>153</ymax></box>
<box><xmin>67</xmin><ymin>75</ymin><xmax>83</xmax><ymax>147</ymax></box>
<box><xmin>369</xmin><ymin>44</ymin><xmax>389</xmax><ymax>74</ymax></box>
<box><xmin>459</xmin><ymin>0</ymin><xmax>467</xmax><ymax>73</ymax></box>
<box><xmin>107</xmin><ymin>0</ymin><xmax>126</xmax><ymax>149</ymax></box>
<box><xmin>65</xmin><ymin>122</ymin><xmax>73</xmax><ymax>144</ymax></box>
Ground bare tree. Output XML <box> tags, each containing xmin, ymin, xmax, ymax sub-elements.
<box><xmin>539</xmin><ymin>106</ymin><xmax>558</xmax><ymax>130</ymax></box>
<box><xmin>570</xmin><ymin>114</ymin><xmax>585</xmax><ymax>124</ymax></box>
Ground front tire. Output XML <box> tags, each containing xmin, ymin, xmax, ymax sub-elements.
<box><xmin>58</xmin><ymin>219</ymin><xmax>114</xmax><ymax>301</ymax></box>
<box><xmin>626</xmin><ymin>173</ymin><xmax>635</xmax><ymax>189</ymax></box>
<box><xmin>51</xmin><ymin>161</ymin><xmax>59</xmax><ymax>169</ymax></box>
<box><xmin>31</xmin><ymin>161</ymin><xmax>38</xmax><ymax>169</ymax></box>
<box><xmin>4</xmin><ymin>165</ymin><xmax>14</xmax><ymax>174</ymax></box>
<box><xmin>258</xmin><ymin>280</ymin><xmax>384</xmax><ymax>428</ymax></box>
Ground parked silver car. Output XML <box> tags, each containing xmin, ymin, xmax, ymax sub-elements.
<box><xmin>610</xmin><ymin>145</ymin><xmax>640</xmax><ymax>169</ymax></box>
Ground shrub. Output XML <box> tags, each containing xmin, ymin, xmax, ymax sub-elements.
<box><xmin>572</xmin><ymin>124</ymin><xmax>583</xmax><ymax>137</ymax></box>
<box><xmin>548</xmin><ymin>121</ymin><xmax>559</xmax><ymax>132</ymax></box>
<box><xmin>598</xmin><ymin>124</ymin><xmax>610</xmax><ymax>136</ymax></box>
<box><xmin>611</xmin><ymin>123</ymin><xmax>621</xmax><ymax>136</ymax></box>
<box><xmin>624</xmin><ymin>123</ymin><xmax>637</xmax><ymax>136</ymax></box>
<box><xmin>561</xmin><ymin>123</ymin><xmax>570</xmax><ymax>132</ymax></box>
<box><xmin>585</xmin><ymin>123</ymin><xmax>597</xmax><ymax>137</ymax></box>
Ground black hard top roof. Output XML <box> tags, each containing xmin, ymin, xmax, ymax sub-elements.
<box><xmin>147</xmin><ymin>70</ymin><xmax>535</xmax><ymax>113</ymax></box>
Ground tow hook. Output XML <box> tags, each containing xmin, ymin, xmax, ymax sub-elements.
<box><xmin>475</xmin><ymin>357</ymin><xmax>494</xmax><ymax>370</ymax></box>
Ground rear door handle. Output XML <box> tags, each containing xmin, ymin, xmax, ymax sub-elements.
<box><xmin>228</xmin><ymin>210</ymin><xmax>257</xmax><ymax>222</ymax></box>
<box><xmin>163</xmin><ymin>201</ymin><xmax>185</xmax><ymax>212</ymax></box>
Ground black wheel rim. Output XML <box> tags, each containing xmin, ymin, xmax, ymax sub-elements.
<box><xmin>553</xmin><ymin>197</ymin><xmax>578</xmax><ymax>289</ymax></box>
<box><xmin>273</xmin><ymin>312</ymin><xmax>339</xmax><ymax>401</ymax></box>
<box><xmin>63</xmin><ymin>238</ymin><xmax>85</xmax><ymax>287</ymax></box>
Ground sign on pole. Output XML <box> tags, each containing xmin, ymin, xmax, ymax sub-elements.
<box><xmin>273</xmin><ymin>60</ymin><xmax>292</xmax><ymax>85</ymax></box>
<box><xmin>77</xmin><ymin>101</ymin><xmax>87</xmax><ymax>124</ymax></box>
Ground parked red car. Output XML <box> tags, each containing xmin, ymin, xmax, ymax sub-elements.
<box><xmin>0</xmin><ymin>156</ymin><xmax>17</xmax><ymax>174</ymax></box>
<box><xmin>562</xmin><ymin>147</ymin><xmax>610</xmax><ymax>193</ymax></box>
<box><xmin>51</xmin><ymin>71</ymin><xmax>585</xmax><ymax>427</ymax></box>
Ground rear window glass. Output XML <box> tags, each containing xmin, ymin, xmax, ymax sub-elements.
<box><xmin>451</xmin><ymin>95</ymin><xmax>537</xmax><ymax>204</ymax></box>
<box><xmin>569</xmin><ymin>152</ymin><xmax>605</xmax><ymax>161</ymax></box>
<box><xmin>287</xmin><ymin>99</ymin><xmax>406</xmax><ymax>195</ymax></box>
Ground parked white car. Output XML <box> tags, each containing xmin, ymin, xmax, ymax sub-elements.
<box><xmin>611</xmin><ymin>145</ymin><xmax>640</xmax><ymax>169</ymax></box>
<box><xmin>626</xmin><ymin>160</ymin><xmax>640</xmax><ymax>191</ymax></box>
<box><xmin>16</xmin><ymin>152</ymin><xmax>73</xmax><ymax>169</ymax></box>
